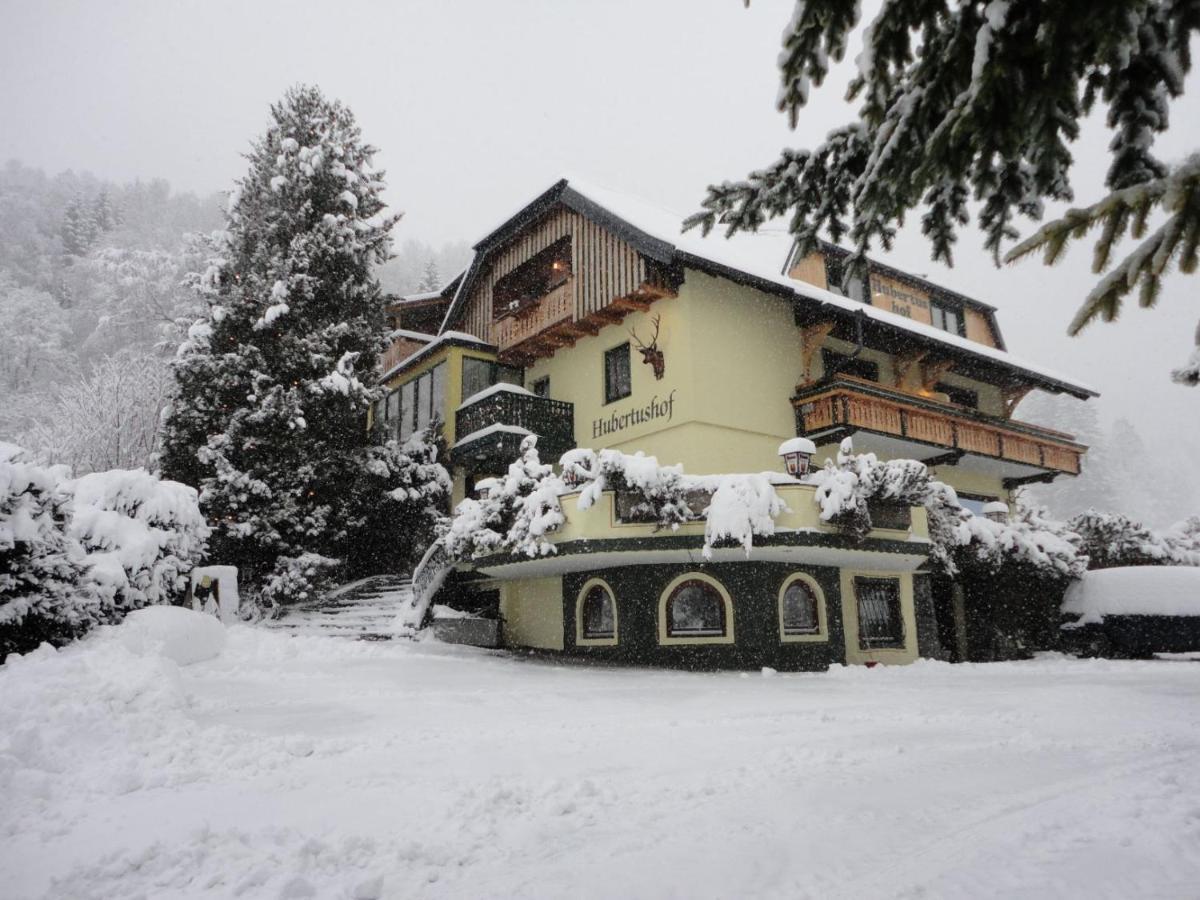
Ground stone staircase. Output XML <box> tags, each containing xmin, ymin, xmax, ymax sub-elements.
<box><xmin>266</xmin><ymin>574</ymin><xmax>413</xmax><ymax>640</ymax></box>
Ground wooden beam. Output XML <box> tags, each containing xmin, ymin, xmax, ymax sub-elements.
<box><xmin>894</xmin><ymin>349</ymin><xmax>928</xmax><ymax>389</ymax></box>
<box><xmin>586</xmin><ymin>308</ymin><xmax>625</xmax><ymax>325</ymax></box>
<box><xmin>561</xmin><ymin>320</ymin><xmax>600</xmax><ymax>337</ymax></box>
<box><xmin>611</xmin><ymin>295</ymin><xmax>653</xmax><ymax>313</ymax></box>
<box><xmin>1002</xmin><ymin>384</ymin><xmax>1033</xmax><ymax>418</ymax></box>
<box><xmin>634</xmin><ymin>282</ymin><xmax>678</xmax><ymax>301</ymax></box>
<box><xmin>799</xmin><ymin>321</ymin><xmax>836</xmax><ymax>383</ymax></box>
<box><xmin>920</xmin><ymin>359</ymin><xmax>956</xmax><ymax>392</ymax></box>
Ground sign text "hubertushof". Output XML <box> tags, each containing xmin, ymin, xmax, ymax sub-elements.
<box><xmin>592</xmin><ymin>390</ymin><xmax>676</xmax><ymax>440</ymax></box>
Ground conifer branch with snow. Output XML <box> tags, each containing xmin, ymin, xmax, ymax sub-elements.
<box><xmin>692</xmin><ymin>2</ymin><xmax>1200</xmax><ymax>382</ymax></box>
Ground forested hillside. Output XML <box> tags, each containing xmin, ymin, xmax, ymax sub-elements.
<box><xmin>0</xmin><ymin>160</ymin><xmax>464</xmax><ymax>475</ymax></box>
<box><xmin>0</xmin><ymin>160</ymin><xmax>223</xmax><ymax>472</ymax></box>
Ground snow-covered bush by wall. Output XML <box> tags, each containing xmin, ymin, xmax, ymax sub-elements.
<box><xmin>812</xmin><ymin>438</ymin><xmax>1086</xmax><ymax>579</ymax></box>
<box><xmin>69</xmin><ymin>467</ymin><xmax>209</xmax><ymax>612</ymax></box>
<box><xmin>701</xmin><ymin>473</ymin><xmax>786</xmax><ymax>559</ymax></box>
<box><xmin>563</xmin><ymin>447</ymin><xmax>694</xmax><ymax>530</ymax></box>
<box><xmin>1</xmin><ymin>443</ymin><xmax>208</xmax><ymax>658</ymax></box>
<box><xmin>812</xmin><ymin>438</ymin><xmax>930</xmax><ymax>539</ymax></box>
<box><xmin>443</xmin><ymin>442</ymin><xmax>789</xmax><ymax>565</ymax></box>
<box><xmin>443</xmin><ymin>436</ymin><xmax>563</xmax><ymax>561</ymax></box>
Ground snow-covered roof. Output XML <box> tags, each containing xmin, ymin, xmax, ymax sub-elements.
<box><xmin>443</xmin><ymin>177</ymin><xmax>1097</xmax><ymax>399</ymax></box>
<box><xmin>397</xmin><ymin>289</ymin><xmax>445</xmax><ymax>304</ymax></box>
<box><xmin>389</xmin><ymin>328</ymin><xmax>436</xmax><ymax>343</ymax></box>
<box><xmin>451</xmin><ymin>422</ymin><xmax>532</xmax><ymax>449</ymax></box>
<box><xmin>380</xmin><ymin>330</ymin><xmax>494</xmax><ymax>383</ymax></box>
<box><xmin>456</xmin><ymin>382</ymin><xmax>535</xmax><ymax>412</ymax></box>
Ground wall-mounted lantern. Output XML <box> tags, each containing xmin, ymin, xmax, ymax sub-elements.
<box><xmin>778</xmin><ymin>437</ymin><xmax>817</xmax><ymax>478</ymax></box>
<box><xmin>982</xmin><ymin>501</ymin><xmax>1009</xmax><ymax>523</ymax></box>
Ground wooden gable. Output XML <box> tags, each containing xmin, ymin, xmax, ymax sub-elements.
<box><xmin>453</xmin><ymin>204</ymin><xmax>675</xmax><ymax>364</ymax></box>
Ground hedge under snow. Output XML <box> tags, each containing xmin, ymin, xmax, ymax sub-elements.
<box><xmin>1</xmin><ymin>442</ymin><xmax>209</xmax><ymax>656</ymax></box>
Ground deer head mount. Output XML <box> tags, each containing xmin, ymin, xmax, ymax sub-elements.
<box><xmin>630</xmin><ymin>314</ymin><xmax>665</xmax><ymax>380</ymax></box>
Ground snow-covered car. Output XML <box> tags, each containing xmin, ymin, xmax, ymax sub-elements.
<box><xmin>1061</xmin><ymin>566</ymin><xmax>1200</xmax><ymax>658</ymax></box>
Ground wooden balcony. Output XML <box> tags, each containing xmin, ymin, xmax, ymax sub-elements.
<box><xmin>793</xmin><ymin>378</ymin><xmax>1085</xmax><ymax>484</ymax></box>
<box><xmin>453</xmin><ymin>388</ymin><xmax>575</xmax><ymax>469</ymax></box>
<box><xmin>492</xmin><ymin>281</ymin><xmax>574</xmax><ymax>356</ymax></box>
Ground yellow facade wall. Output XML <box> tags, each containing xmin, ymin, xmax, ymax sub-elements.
<box><xmin>839</xmin><ymin>570</ymin><xmax>918</xmax><ymax>665</ymax></box>
<box><xmin>500</xmin><ymin>576</ymin><xmax>565</xmax><ymax>650</ymax></box>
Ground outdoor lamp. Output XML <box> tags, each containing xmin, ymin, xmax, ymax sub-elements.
<box><xmin>982</xmin><ymin>501</ymin><xmax>1009</xmax><ymax>523</ymax></box>
<box><xmin>778</xmin><ymin>437</ymin><xmax>817</xmax><ymax>478</ymax></box>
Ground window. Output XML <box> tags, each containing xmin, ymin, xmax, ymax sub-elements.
<box><xmin>855</xmin><ymin>577</ymin><xmax>904</xmax><ymax>649</ymax></box>
<box><xmin>462</xmin><ymin>357</ymin><xmax>524</xmax><ymax>403</ymax></box>
<box><xmin>779</xmin><ymin>576</ymin><xmax>821</xmax><ymax>637</ymax></box>
<box><xmin>417</xmin><ymin>372</ymin><xmax>432</xmax><ymax>430</ymax></box>
<box><xmin>937</xmin><ymin>381</ymin><xmax>977</xmax><ymax>408</ymax></box>
<box><xmin>531</xmin><ymin>376</ymin><xmax>550</xmax><ymax>398</ymax></box>
<box><xmin>931</xmin><ymin>301</ymin><xmax>965</xmax><ymax>337</ymax></box>
<box><xmin>667</xmin><ymin>579</ymin><xmax>725</xmax><ymax>637</ymax></box>
<box><xmin>577</xmin><ymin>581</ymin><xmax>617</xmax><ymax>643</ymax></box>
<box><xmin>822</xmin><ymin>348</ymin><xmax>879</xmax><ymax>383</ymax></box>
<box><xmin>867</xmin><ymin>501</ymin><xmax>912</xmax><ymax>531</ymax></box>
<box><xmin>492</xmin><ymin>237</ymin><xmax>572</xmax><ymax>319</ymax></box>
<box><xmin>604</xmin><ymin>343</ymin><xmax>632</xmax><ymax>404</ymax></box>
<box><xmin>399</xmin><ymin>381</ymin><xmax>415</xmax><ymax>440</ymax></box>
<box><xmin>430</xmin><ymin>362</ymin><xmax>447</xmax><ymax>423</ymax></box>
<box><xmin>958</xmin><ymin>493</ymin><xmax>999</xmax><ymax>517</ymax></box>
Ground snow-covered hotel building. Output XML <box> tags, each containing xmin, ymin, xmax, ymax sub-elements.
<box><xmin>377</xmin><ymin>179</ymin><xmax>1096</xmax><ymax>669</ymax></box>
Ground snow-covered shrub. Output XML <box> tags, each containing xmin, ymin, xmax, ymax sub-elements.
<box><xmin>1068</xmin><ymin>509</ymin><xmax>1196</xmax><ymax>570</ymax></box>
<box><xmin>260</xmin><ymin>552</ymin><xmax>339</xmax><ymax>609</ymax></box>
<box><xmin>812</xmin><ymin>438</ymin><xmax>931</xmax><ymax>539</ymax></box>
<box><xmin>0</xmin><ymin>443</ymin><xmax>95</xmax><ymax>657</ymax></box>
<box><xmin>701</xmin><ymin>474</ymin><xmax>786</xmax><ymax>559</ymax></box>
<box><xmin>444</xmin><ymin>436</ymin><xmax>563</xmax><ymax>561</ymax></box>
<box><xmin>563</xmin><ymin>448</ymin><xmax>694</xmax><ymax>530</ymax></box>
<box><xmin>342</xmin><ymin>426</ymin><xmax>451</xmax><ymax>575</ymax></box>
<box><xmin>814</xmin><ymin>438</ymin><xmax>1086</xmax><ymax>580</ymax></box>
<box><xmin>1068</xmin><ymin>510</ymin><xmax>1159</xmax><ymax>569</ymax></box>
<box><xmin>1165</xmin><ymin>516</ymin><xmax>1200</xmax><ymax>565</ymax></box>
<box><xmin>954</xmin><ymin>504</ymin><xmax>1086</xmax><ymax>580</ymax></box>
<box><xmin>68</xmin><ymin>468</ymin><xmax>209</xmax><ymax>612</ymax></box>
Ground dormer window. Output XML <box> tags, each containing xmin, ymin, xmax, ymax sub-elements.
<box><xmin>492</xmin><ymin>237</ymin><xmax>572</xmax><ymax>319</ymax></box>
<box><xmin>931</xmin><ymin>301</ymin><xmax>965</xmax><ymax>337</ymax></box>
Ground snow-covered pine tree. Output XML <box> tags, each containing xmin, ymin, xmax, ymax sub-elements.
<box><xmin>688</xmin><ymin>3</ymin><xmax>1200</xmax><ymax>382</ymax></box>
<box><xmin>160</xmin><ymin>85</ymin><xmax>421</xmax><ymax>606</ymax></box>
<box><xmin>416</xmin><ymin>257</ymin><xmax>440</xmax><ymax>293</ymax></box>
<box><xmin>61</xmin><ymin>192</ymin><xmax>99</xmax><ymax>257</ymax></box>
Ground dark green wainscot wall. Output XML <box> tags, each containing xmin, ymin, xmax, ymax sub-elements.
<box><xmin>560</xmin><ymin>562</ymin><xmax>846</xmax><ymax>672</ymax></box>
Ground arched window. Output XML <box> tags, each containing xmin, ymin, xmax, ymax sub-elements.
<box><xmin>667</xmin><ymin>579</ymin><xmax>725</xmax><ymax>637</ymax></box>
<box><xmin>576</xmin><ymin>579</ymin><xmax>618</xmax><ymax>646</ymax></box>
<box><xmin>778</xmin><ymin>574</ymin><xmax>827</xmax><ymax>642</ymax></box>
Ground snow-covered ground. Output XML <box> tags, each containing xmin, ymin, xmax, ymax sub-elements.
<box><xmin>3</xmin><ymin>621</ymin><xmax>1200</xmax><ymax>900</ymax></box>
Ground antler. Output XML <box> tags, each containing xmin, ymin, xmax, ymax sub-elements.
<box><xmin>630</xmin><ymin>314</ymin><xmax>661</xmax><ymax>349</ymax></box>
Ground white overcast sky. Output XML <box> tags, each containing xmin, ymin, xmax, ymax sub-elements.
<box><xmin>2</xmin><ymin>0</ymin><xmax>1197</xmax><ymax>488</ymax></box>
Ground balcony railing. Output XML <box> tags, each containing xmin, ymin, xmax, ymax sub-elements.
<box><xmin>453</xmin><ymin>388</ymin><xmax>575</xmax><ymax>466</ymax></box>
<box><xmin>793</xmin><ymin>378</ymin><xmax>1084</xmax><ymax>476</ymax></box>
<box><xmin>492</xmin><ymin>280</ymin><xmax>574</xmax><ymax>354</ymax></box>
